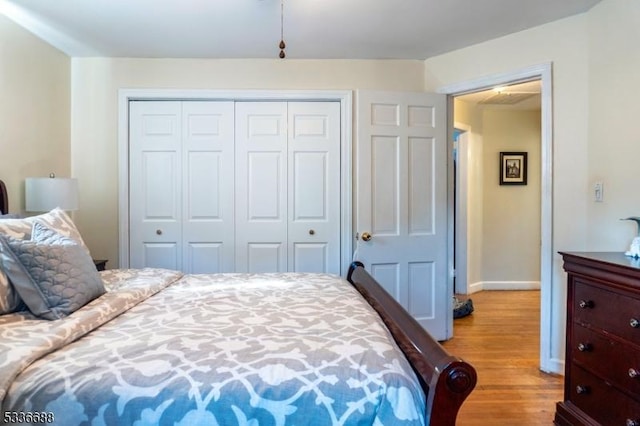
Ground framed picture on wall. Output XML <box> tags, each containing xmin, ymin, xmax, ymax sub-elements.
<box><xmin>500</xmin><ymin>151</ymin><xmax>527</xmax><ymax>185</ymax></box>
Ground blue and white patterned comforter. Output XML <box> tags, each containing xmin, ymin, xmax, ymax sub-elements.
<box><xmin>1</xmin><ymin>270</ymin><xmax>425</xmax><ymax>425</ymax></box>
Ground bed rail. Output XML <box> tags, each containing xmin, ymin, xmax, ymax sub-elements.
<box><xmin>347</xmin><ymin>261</ymin><xmax>477</xmax><ymax>426</ymax></box>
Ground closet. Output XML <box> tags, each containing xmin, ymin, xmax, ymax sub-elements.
<box><xmin>129</xmin><ymin>100</ymin><xmax>340</xmax><ymax>274</ymax></box>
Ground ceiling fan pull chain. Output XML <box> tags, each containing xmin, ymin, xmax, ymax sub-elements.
<box><xmin>279</xmin><ymin>0</ymin><xmax>286</xmax><ymax>58</ymax></box>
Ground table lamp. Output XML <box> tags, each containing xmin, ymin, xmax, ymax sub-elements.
<box><xmin>25</xmin><ymin>173</ymin><xmax>78</xmax><ymax>212</ymax></box>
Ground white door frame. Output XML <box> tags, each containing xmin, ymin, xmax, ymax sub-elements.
<box><xmin>453</xmin><ymin>122</ymin><xmax>471</xmax><ymax>295</ymax></box>
<box><xmin>117</xmin><ymin>89</ymin><xmax>353</xmax><ymax>276</ymax></box>
<box><xmin>437</xmin><ymin>63</ymin><xmax>555</xmax><ymax>373</ymax></box>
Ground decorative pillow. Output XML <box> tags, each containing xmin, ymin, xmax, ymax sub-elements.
<box><xmin>0</xmin><ymin>208</ymin><xmax>88</xmax><ymax>315</ymax></box>
<box><xmin>0</xmin><ymin>208</ymin><xmax>88</xmax><ymax>248</ymax></box>
<box><xmin>0</xmin><ymin>271</ymin><xmax>23</xmax><ymax>314</ymax></box>
<box><xmin>0</xmin><ymin>222</ymin><xmax>105</xmax><ymax>320</ymax></box>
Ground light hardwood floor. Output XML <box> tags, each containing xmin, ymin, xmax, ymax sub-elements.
<box><xmin>442</xmin><ymin>290</ymin><xmax>563</xmax><ymax>425</ymax></box>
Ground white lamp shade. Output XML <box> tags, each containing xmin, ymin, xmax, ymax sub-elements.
<box><xmin>25</xmin><ymin>177</ymin><xmax>79</xmax><ymax>212</ymax></box>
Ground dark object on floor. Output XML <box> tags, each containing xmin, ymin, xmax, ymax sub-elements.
<box><xmin>454</xmin><ymin>297</ymin><xmax>474</xmax><ymax>319</ymax></box>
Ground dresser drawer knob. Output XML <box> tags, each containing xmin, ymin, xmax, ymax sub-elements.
<box><xmin>629</xmin><ymin>368</ymin><xmax>640</xmax><ymax>378</ymax></box>
<box><xmin>577</xmin><ymin>342</ymin><xmax>592</xmax><ymax>352</ymax></box>
<box><xmin>626</xmin><ymin>419</ymin><xmax>640</xmax><ymax>426</ymax></box>
<box><xmin>631</xmin><ymin>318</ymin><xmax>640</xmax><ymax>328</ymax></box>
<box><xmin>575</xmin><ymin>385</ymin><xmax>589</xmax><ymax>395</ymax></box>
<box><xmin>579</xmin><ymin>300</ymin><xmax>594</xmax><ymax>309</ymax></box>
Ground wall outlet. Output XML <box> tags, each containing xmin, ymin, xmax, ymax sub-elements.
<box><xmin>594</xmin><ymin>182</ymin><xmax>603</xmax><ymax>202</ymax></box>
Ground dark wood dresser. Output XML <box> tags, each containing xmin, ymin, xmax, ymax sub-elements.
<box><xmin>555</xmin><ymin>252</ymin><xmax>640</xmax><ymax>426</ymax></box>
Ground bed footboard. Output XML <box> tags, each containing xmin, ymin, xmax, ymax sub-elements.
<box><xmin>347</xmin><ymin>262</ymin><xmax>476</xmax><ymax>426</ymax></box>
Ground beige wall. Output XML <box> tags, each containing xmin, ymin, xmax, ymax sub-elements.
<box><xmin>70</xmin><ymin>58</ymin><xmax>426</xmax><ymax>262</ymax></box>
<box><xmin>587</xmin><ymin>0</ymin><xmax>640</xmax><ymax>249</ymax></box>
<box><xmin>0</xmin><ymin>16</ymin><xmax>70</xmax><ymax>213</ymax></box>
<box><xmin>455</xmin><ymin>101</ymin><xmax>541</xmax><ymax>288</ymax></box>
<box><xmin>482</xmin><ymin>109</ymin><xmax>541</xmax><ymax>282</ymax></box>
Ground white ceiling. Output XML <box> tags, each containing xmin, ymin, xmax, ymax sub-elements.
<box><xmin>1</xmin><ymin>0</ymin><xmax>600</xmax><ymax>60</ymax></box>
<box><xmin>457</xmin><ymin>80</ymin><xmax>542</xmax><ymax>110</ymax></box>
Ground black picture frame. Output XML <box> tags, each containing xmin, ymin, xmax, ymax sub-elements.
<box><xmin>500</xmin><ymin>152</ymin><xmax>527</xmax><ymax>185</ymax></box>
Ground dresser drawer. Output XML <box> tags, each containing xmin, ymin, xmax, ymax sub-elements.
<box><xmin>572</xmin><ymin>324</ymin><xmax>640</xmax><ymax>397</ymax></box>
<box><xmin>569</xmin><ymin>364</ymin><xmax>640</xmax><ymax>425</ymax></box>
<box><xmin>574</xmin><ymin>280</ymin><xmax>640</xmax><ymax>342</ymax></box>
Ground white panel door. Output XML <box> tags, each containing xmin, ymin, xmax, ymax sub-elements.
<box><xmin>182</xmin><ymin>101</ymin><xmax>235</xmax><ymax>273</ymax></box>
<box><xmin>355</xmin><ymin>91</ymin><xmax>450</xmax><ymax>340</ymax></box>
<box><xmin>235</xmin><ymin>102</ymin><xmax>288</xmax><ymax>272</ymax></box>
<box><xmin>129</xmin><ymin>101</ymin><xmax>182</xmax><ymax>270</ymax></box>
<box><xmin>288</xmin><ymin>102</ymin><xmax>341</xmax><ymax>274</ymax></box>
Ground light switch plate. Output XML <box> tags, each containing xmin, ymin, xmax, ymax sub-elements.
<box><xmin>594</xmin><ymin>182</ymin><xmax>603</xmax><ymax>202</ymax></box>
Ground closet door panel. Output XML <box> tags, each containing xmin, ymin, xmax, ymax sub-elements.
<box><xmin>182</xmin><ymin>102</ymin><xmax>235</xmax><ymax>273</ymax></box>
<box><xmin>235</xmin><ymin>102</ymin><xmax>288</xmax><ymax>273</ymax></box>
<box><xmin>186</xmin><ymin>152</ymin><xmax>221</xmax><ymax>218</ymax></box>
<box><xmin>186</xmin><ymin>243</ymin><xmax>223</xmax><ymax>274</ymax></box>
<box><xmin>288</xmin><ymin>102</ymin><xmax>341</xmax><ymax>274</ymax></box>
<box><xmin>293</xmin><ymin>152</ymin><xmax>327</xmax><ymax>219</ymax></box>
<box><xmin>293</xmin><ymin>243</ymin><xmax>328</xmax><ymax>273</ymax></box>
<box><xmin>247</xmin><ymin>152</ymin><xmax>283</xmax><ymax>220</ymax></box>
<box><xmin>143</xmin><ymin>243</ymin><xmax>179</xmax><ymax>270</ymax></box>
<box><xmin>129</xmin><ymin>101</ymin><xmax>182</xmax><ymax>270</ymax></box>
<box><xmin>247</xmin><ymin>243</ymin><xmax>284</xmax><ymax>273</ymax></box>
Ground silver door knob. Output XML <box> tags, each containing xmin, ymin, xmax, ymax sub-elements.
<box><xmin>360</xmin><ymin>232</ymin><xmax>372</xmax><ymax>242</ymax></box>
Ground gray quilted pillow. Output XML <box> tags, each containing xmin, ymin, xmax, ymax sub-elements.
<box><xmin>0</xmin><ymin>222</ymin><xmax>105</xmax><ymax>320</ymax></box>
<box><xmin>0</xmin><ymin>208</ymin><xmax>89</xmax><ymax>315</ymax></box>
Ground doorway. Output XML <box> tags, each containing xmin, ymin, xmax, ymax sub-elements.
<box><xmin>453</xmin><ymin>80</ymin><xmax>542</xmax><ymax>295</ymax></box>
<box><xmin>439</xmin><ymin>63</ymin><xmax>556</xmax><ymax>373</ymax></box>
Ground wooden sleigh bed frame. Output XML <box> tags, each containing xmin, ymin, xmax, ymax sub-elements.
<box><xmin>0</xmin><ymin>179</ymin><xmax>7</xmax><ymax>215</ymax></box>
<box><xmin>347</xmin><ymin>262</ymin><xmax>477</xmax><ymax>425</ymax></box>
<box><xmin>0</xmin><ymin>179</ymin><xmax>476</xmax><ymax>425</ymax></box>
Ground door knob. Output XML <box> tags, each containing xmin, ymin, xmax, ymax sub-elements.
<box><xmin>309</xmin><ymin>229</ymin><xmax>315</xmax><ymax>235</ymax></box>
<box><xmin>156</xmin><ymin>229</ymin><xmax>163</xmax><ymax>235</ymax></box>
<box><xmin>360</xmin><ymin>232</ymin><xmax>372</xmax><ymax>242</ymax></box>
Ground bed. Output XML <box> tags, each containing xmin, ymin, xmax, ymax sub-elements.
<box><xmin>0</xmin><ymin>180</ymin><xmax>476</xmax><ymax>425</ymax></box>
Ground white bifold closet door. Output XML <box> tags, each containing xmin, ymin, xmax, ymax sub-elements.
<box><xmin>129</xmin><ymin>101</ymin><xmax>235</xmax><ymax>273</ymax></box>
<box><xmin>129</xmin><ymin>100</ymin><xmax>340</xmax><ymax>274</ymax></box>
<box><xmin>234</xmin><ymin>101</ymin><xmax>341</xmax><ymax>273</ymax></box>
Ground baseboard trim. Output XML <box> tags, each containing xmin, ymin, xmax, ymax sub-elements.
<box><xmin>467</xmin><ymin>281</ymin><xmax>541</xmax><ymax>293</ymax></box>
<box><xmin>541</xmin><ymin>357</ymin><xmax>565</xmax><ymax>375</ymax></box>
